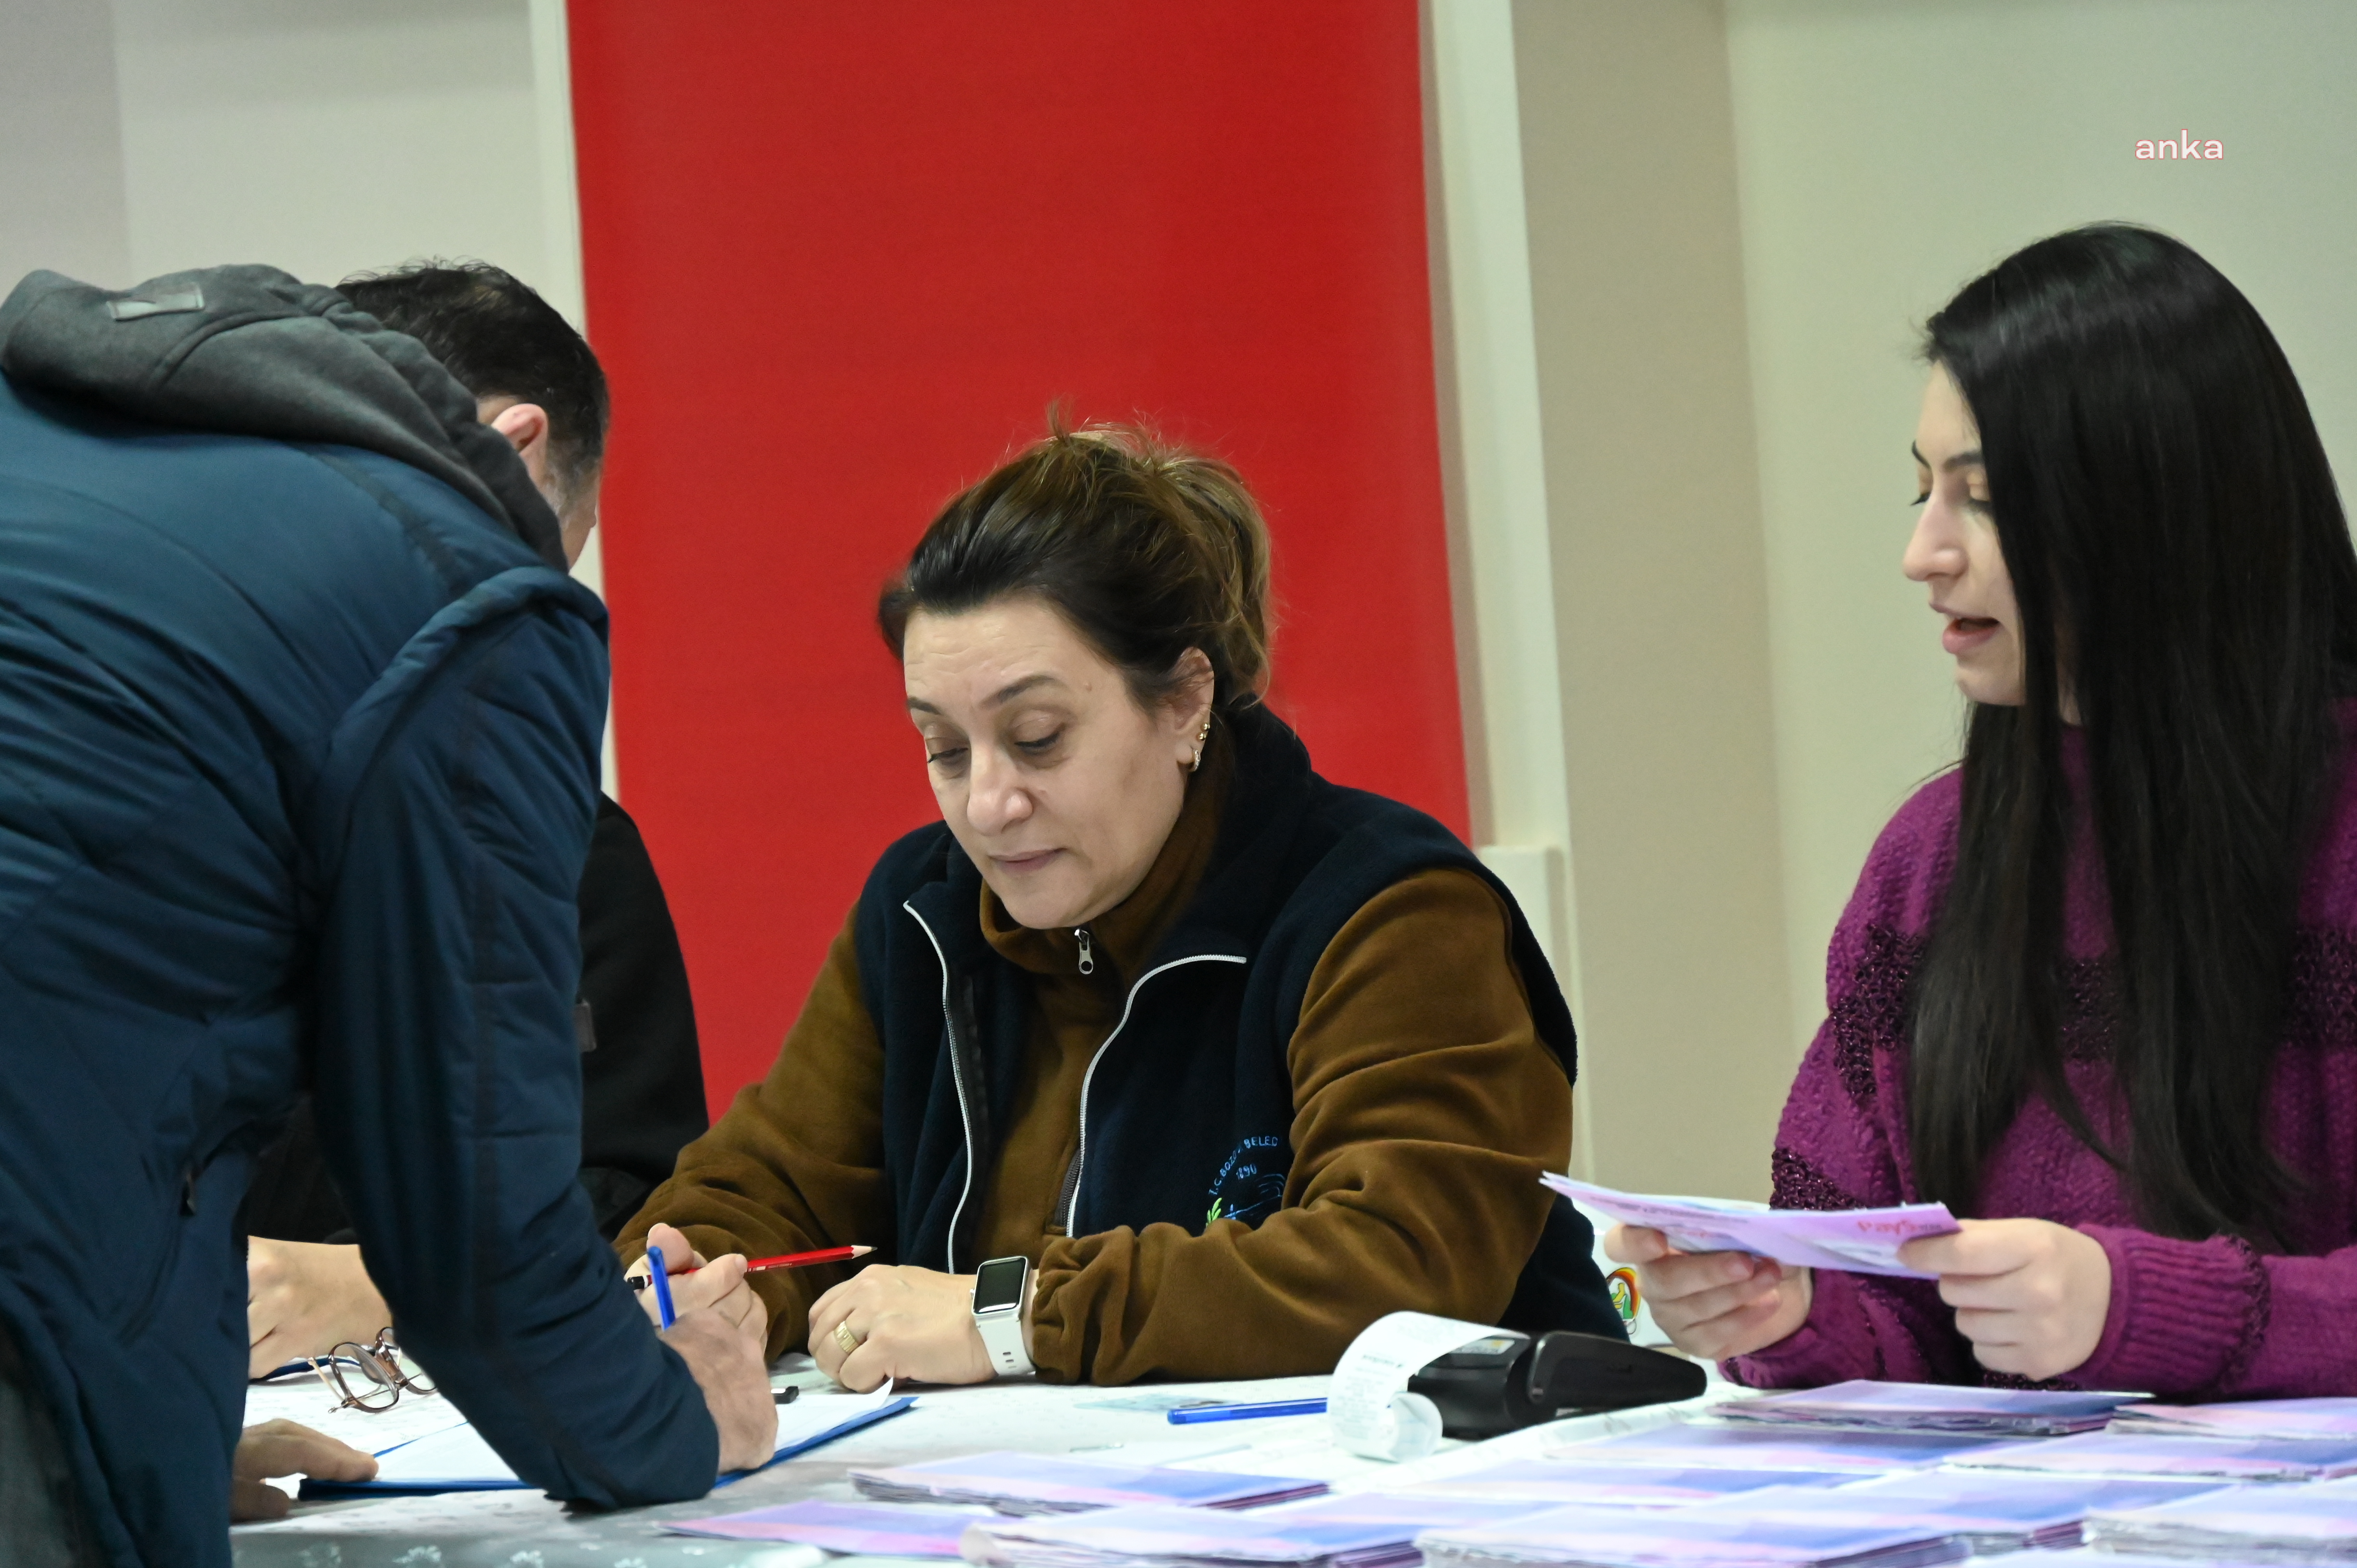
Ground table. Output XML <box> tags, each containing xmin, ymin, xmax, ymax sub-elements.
<box><xmin>230</xmin><ymin>1360</ymin><xmax>1691</xmax><ymax>1568</ymax></box>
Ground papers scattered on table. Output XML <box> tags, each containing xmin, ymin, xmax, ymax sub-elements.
<box><xmin>2085</xmin><ymin>1474</ymin><xmax>2357</xmax><ymax>1560</ymax></box>
<box><xmin>1405</xmin><ymin>1461</ymin><xmax>1857</xmax><ymax>1509</ymax></box>
<box><xmin>1949</xmin><ymin>1427</ymin><xmax>2357</xmax><ymax>1482</ymax></box>
<box><xmin>852</xmin><ymin>1450</ymin><xmax>1327</xmax><ymax>1513</ymax></box>
<box><xmin>1542</xmin><ymin>1177</ymin><xmax>1958</xmax><ymax>1280</ymax></box>
<box><xmin>1415</xmin><ymin>1502</ymin><xmax>1970</xmax><ymax>1568</ymax></box>
<box><xmin>1549</xmin><ymin>1418</ymin><xmax>2008</xmax><ymax>1473</ymax></box>
<box><xmin>670</xmin><ymin>1497</ymin><xmax>985</xmax><ymax>1556</ymax></box>
<box><xmin>963</xmin><ymin>1490</ymin><xmax>1541</xmax><ymax>1568</ymax></box>
<box><xmin>2109</xmin><ymin>1396</ymin><xmax>2357</xmax><ymax>1442</ymax></box>
<box><xmin>1713</xmin><ymin>1380</ymin><xmax>2139</xmax><ymax>1437</ymax></box>
<box><xmin>304</xmin><ymin>1379</ymin><xmax>913</xmax><ymax>1495</ymax></box>
<box><xmin>1697</xmin><ymin>1472</ymin><xmax>2226</xmax><ymax>1555</ymax></box>
<box><xmin>242</xmin><ymin>1372</ymin><xmax>471</xmax><ymax>1458</ymax></box>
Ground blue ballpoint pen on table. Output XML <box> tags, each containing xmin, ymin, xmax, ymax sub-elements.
<box><xmin>646</xmin><ymin>1243</ymin><xmax>678</xmax><ymax>1330</ymax></box>
<box><xmin>1167</xmin><ymin>1397</ymin><xmax>1327</xmax><ymax>1424</ymax></box>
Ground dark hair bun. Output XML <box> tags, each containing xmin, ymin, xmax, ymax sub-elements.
<box><xmin>879</xmin><ymin>418</ymin><xmax>1274</xmax><ymax>713</ymax></box>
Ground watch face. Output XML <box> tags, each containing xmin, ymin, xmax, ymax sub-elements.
<box><xmin>973</xmin><ymin>1257</ymin><xmax>1026</xmax><ymax>1314</ymax></box>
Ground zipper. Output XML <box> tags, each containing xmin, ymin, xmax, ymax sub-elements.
<box><xmin>903</xmin><ymin>900</ymin><xmax>979</xmax><ymax>1273</ymax></box>
<box><xmin>1074</xmin><ymin>928</ymin><xmax>1095</xmax><ymax>975</ymax></box>
<box><xmin>1057</xmin><ymin>952</ymin><xmax>1249</xmax><ymax>1234</ymax></box>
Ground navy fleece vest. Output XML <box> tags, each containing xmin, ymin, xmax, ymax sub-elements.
<box><xmin>852</xmin><ymin>704</ymin><xmax>1624</xmax><ymax>1341</ymax></box>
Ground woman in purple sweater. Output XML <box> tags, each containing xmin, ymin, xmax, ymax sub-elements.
<box><xmin>1612</xmin><ymin>224</ymin><xmax>2357</xmax><ymax>1398</ymax></box>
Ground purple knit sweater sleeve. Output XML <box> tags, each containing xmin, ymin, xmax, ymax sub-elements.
<box><xmin>1728</xmin><ymin>773</ymin><xmax>1973</xmax><ymax>1390</ymax></box>
<box><xmin>2069</xmin><ymin>770</ymin><xmax>2357</xmax><ymax>1397</ymax></box>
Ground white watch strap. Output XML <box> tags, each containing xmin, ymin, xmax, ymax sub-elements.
<box><xmin>975</xmin><ymin>1307</ymin><xmax>1033</xmax><ymax>1377</ymax></box>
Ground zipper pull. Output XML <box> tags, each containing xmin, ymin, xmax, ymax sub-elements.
<box><xmin>1074</xmin><ymin>927</ymin><xmax>1095</xmax><ymax>976</ymax></box>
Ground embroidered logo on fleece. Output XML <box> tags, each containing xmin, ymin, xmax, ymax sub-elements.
<box><xmin>1205</xmin><ymin>1135</ymin><xmax>1288</xmax><ymax>1228</ymax></box>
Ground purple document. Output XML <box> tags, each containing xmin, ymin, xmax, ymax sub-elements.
<box><xmin>1951</xmin><ymin>1428</ymin><xmax>2357</xmax><ymax>1481</ymax></box>
<box><xmin>1417</xmin><ymin>1502</ymin><xmax>1970</xmax><ymax>1568</ymax></box>
<box><xmin>1703</xmin><ymin>1473</ymin><xmax>2230</xmax><ymax>1553</ymax></box>
<box><xmin>1546</xmin><ymin>1176</ymin><xmax>1957</xmax><ymax>1278</ymax></box>
<box><xmin>1716</xmin><ymin>1379</ymin><xmax>2140</xmax><ymax>1436</ymax></box>
<box><xmin>2108</xmin><ymin>1396</ymin><xmax>2357</xmax><ymax>1441</ymax></box>
<box><xmin>2086</xmin><ymin>1475</ymin><xmax>2357</xmax><ymax>1556</ymax></box>
<box><xmin>665</xmin><ymin>1499</ymin><xmax>981</xmax><ymax>1556</ymax></box>
<box><xmin>1551</xmin><ymin>1420</ymin><xmax>2009</xmax><ymax>1472</ymax></box>
<box><xmin>1408</xmin><ymin>1460</ymin><xmax>1856</xmax><ymax>1507</ymax></box>
<box><xmin>966</xmin><ymin>1491</ymin><xmax>1552</xmax><ymax>1568</ymax></box>
<box><xmin>852</xmin><ymin>1450</ymin><xmax>1326</xmax><ymax>1513</ymax></box>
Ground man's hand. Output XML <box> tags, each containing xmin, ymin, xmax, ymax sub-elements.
<box><xmin>230</xmin><ymin>1420</ymin><xmax>378</xmax><ymax>1521</ymax></box>
<box><xmin>807</xmin><ymin>1264</ymin><xmax>1001</xmax><ymax>1391</ymax></box>
<box><xmin>625</xmin><ymin>1222</ymin><xmax>768</xmax><ymax>1342</ymax></box>
<box><xmin>247</xmin><ymin>1239</ymin><xmax>391</xmax><ymax>1377</ymax></box>
<box><xmin>1897</xmin><ymin>1218</ymin><xmax>2111</xmax><ymax>1380</ymax></box>
<box><xmin>1604</xmin><ymin>1224</ymin><xmax>1813</xmax><ymax>1361</ymax></box>
<box><xmin>661</xmin><ymin>1309</ymin><xmax>779</xmax><ymax>1474</ymax></box>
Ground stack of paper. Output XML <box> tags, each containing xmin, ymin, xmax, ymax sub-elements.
<box><xmin>852</xmin><ymin>1451</ymin><xmax>1326</xmax><ymax>1514</ymax></box>
<box><xmin>1712</xmin><ymin>1381</ymin><xmax>2137</xmax><ymax>1437</ymax></box>
<box><xmin>670</xmin><ymin>1499</ymin><xmax>984</xmax><ymax>1556</ymax></box>
<box><xmin>1949</xmin><ymin>1428</ymin><xmax>2357</xmax><ymax>1483</ymax></box>
<box><xmin>1548</xmin><ymin>1420</ymin><xmax>2008</xmax><ymax>1474</ymax></box>
<box><xmin>1694</xmin><ymin>1473</ymin><xmax>2226</xmax><ymax>1554</ymax></box>
<box><xmin>2085</xmin><ymin>1475</ymin><xmax>2357</xmax><ymax>1560</ymax></box>
<box><xmin>1405</xmin><ymin>1462</ymin><xmax>1857</xmax><ymax>1509</ymax></box>
<box><xmin>1414</xmin><ymin>1503</ymin><xmax>1969</xmax><ymax>1568</ymax></box>
<box><xmin>1541</xmin><ymin>1176</ymin><xmax>1958</xmax><ymax>1279</ymax></box>
<box><xmin>2108</xmin><ymin>1397</ymin><xmax>2357</xmax><ymax>1441</ymax></box>
<box><xmin>963</xmin><ymin>1491</ymin><xmax>1549</xmax><ymax>1568</ymax></box>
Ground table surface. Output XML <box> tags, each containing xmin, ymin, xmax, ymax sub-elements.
<box><xmin>230</xmin><ymin>1359</ymin><xmax>1692</xmax><ymax>1568</ymax></box>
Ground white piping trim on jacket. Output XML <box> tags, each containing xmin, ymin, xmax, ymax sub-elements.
<box><xmin>901</xmin><ymin>900</ymin><xmax>978</xmax><ymax>1273</ymax></box>
<box><xmin>1061</xmin><ymin>953</ymin><xmax>1249</xmax><ymax>1234</ymax></box>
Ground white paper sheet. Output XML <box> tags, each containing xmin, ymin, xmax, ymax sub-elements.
<box><xmin>328</xmin><ymin>1378</ymin><xmax>910</xmax><ymax>1490</ymax></box>
<box><xmin>1326</xmin><ymin>1313</ymin><xmax>1500</xmax><ymax>1462</ymax></box>
<box><xmin>1545</xmin><ymin>1175</ymin><xmax>1959</xmax><ymax>1279</ymax></box>
<box><xmin>240</xmin><ymin>1376</ymin><xmax>470</xmax><ymax>1456</ymax></box>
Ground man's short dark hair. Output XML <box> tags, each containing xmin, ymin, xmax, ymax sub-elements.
<box><xmin>338</xmin><ymin>261</ymin><xmax>608</xmax><ymax>505</ymax></box>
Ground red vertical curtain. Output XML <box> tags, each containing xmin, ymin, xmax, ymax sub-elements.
<box><xmin>568</xmin><ymin>0</ymin><xmax>1465</xmax><ymax>1111</ymax></box>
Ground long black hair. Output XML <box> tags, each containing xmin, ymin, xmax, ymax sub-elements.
<box><xmin>1908</xmin><ymin>224</ymin><xmax>2357</xmax><ymax>1242</ymax></box>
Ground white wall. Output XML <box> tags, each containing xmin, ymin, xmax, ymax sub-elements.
<box><xmin>1</xmin><ymin>0</ymin><xmax>610</xmax><ymax>773</ymax></box>
<box><xmin>0</xmin><ymin>1</ymin><xmax>131</xmax><ymax>291</ymax></box>
<box><xmin>1724</xmin><ymin>0</ymin><xmax>2357</xmax><ymax>1051</ymax></box>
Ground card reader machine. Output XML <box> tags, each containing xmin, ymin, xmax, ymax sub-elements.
<box><xmin>1405</xmin><ymin>1330</ymin><xmax>1707</xmax><ymax>1439</ymax></box>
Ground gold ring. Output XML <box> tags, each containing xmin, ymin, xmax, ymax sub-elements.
<box><xmin>832</xmin><ymin>1320</ymin><xmax>862</xmax><ymax>1356</ymax></box>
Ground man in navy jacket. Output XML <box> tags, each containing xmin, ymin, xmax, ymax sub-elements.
<box><xmin>0</xmin><ymin>266</ymin><xmax>772</xmax><ymax>1567</ymax></box>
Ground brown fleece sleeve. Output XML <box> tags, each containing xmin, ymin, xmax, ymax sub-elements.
<box><xmin>615</xmin><ymin>902</ymin><xmax>887</xmax><ymax>1360</ymax></box>
<box><xmin>1026</xmin><ymin>867</ymin><xmax>1572</xmax><ymax>1384</ymax></box>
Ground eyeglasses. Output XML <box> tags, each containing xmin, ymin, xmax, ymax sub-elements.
<box><xmin>307</xmin><ymin>1330</ymin><xmax>438</xmax><ymax>1413</ymax></box>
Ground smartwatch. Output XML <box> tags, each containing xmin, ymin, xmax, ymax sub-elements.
<box><xmin>972</xmin><ymin>1254</ymin><xmax>1034</xmax><ymax>1377</ymax></box>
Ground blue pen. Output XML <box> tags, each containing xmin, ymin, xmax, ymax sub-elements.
<box><xmin>646</xmin><ymin>1243</ymin><xmax>678</xmax><ymax>1330</ymax></box>
<box><xmin>1167</xmin><ymin>1397</ymin><xmax>1327</xmax><ymax>1424</ymax></box>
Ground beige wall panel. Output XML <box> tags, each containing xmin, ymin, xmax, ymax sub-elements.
<box><xmin>108</xmin><ymin>0</ymin><xmax>548</xmax><ymax>292</ymax></box>
<box><xmin>1514</xmin><ymin>0</ymin><xmax>1794</xmax><ymax>1198</ymax></box>
<box><xmin>1725</xmin><ymin>0</ymin><xmax>2357</xmax><ymax>1056</ymax></box>
<box><xmin>0</xmin><ymin>0</ymin><xmax>131</xmax><ymax>291</ymax></box>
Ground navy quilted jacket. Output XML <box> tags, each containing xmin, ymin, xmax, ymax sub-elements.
<box><xmin>0</xmin><ymin>268</ymin><xmax>715</xmax><ymax>1567</ymax></box>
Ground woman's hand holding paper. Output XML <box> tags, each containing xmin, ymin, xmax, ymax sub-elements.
<box><xmin>1605</xmin><ymin>1222</ymin><xmax>1813</xmax><ymax>1360</ymax></box>
<box><xmin>1897</xmin><ymin>1218</ymin><xmax>2111</xmax><ymax>1381</ymax></box>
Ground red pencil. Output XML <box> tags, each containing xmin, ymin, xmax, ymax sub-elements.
<box><xmin>745</xmin><ymin>1244</ymin><xmax>873</xmax><ymax>1273</ymax></box>
<box><xmin>631</xmin><ymin>1243</ymin><xmax>873</xmax><ymax>1292</ymax></box>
